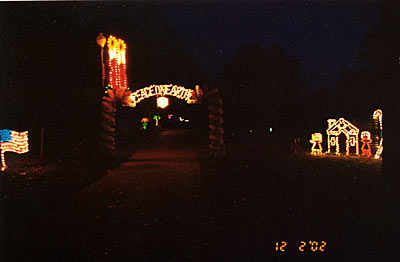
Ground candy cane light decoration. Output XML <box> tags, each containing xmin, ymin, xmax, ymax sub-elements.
<box><xmin>373</xmin><ymin>109</ymin><xmax>383</xmax><ymax>159</ymax></box>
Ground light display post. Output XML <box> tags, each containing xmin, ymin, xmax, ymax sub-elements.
<box><xmin>96</xmin><ymin>32</ymin><xmax>107</xmax><ymax>89</ymax></box>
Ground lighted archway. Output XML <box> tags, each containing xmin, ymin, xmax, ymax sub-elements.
<box><xmin>98</xmin><ymin>34</ymin><xmax>225</xmax><ymax>161</ymax></box>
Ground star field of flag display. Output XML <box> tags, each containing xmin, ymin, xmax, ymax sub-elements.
<box><xmin>0</xmin><ymin>129</ymin><xmax>29</xmax><ymax>171</ymax></box>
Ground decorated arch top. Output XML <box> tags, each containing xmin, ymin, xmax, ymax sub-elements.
<box><xmin>127</xmin><ymin>84</ymin><xmax>197</xmax><ymax>107</ymax></box>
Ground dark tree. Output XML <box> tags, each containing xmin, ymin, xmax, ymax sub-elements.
<box><xmin>333</xmin><ymin>2</ymin><xmax>400</xmax><ymax>174</ymax></box>
<box><xmin>218</xmin><ymin>43</ymin><xmax>307</xmax><ymax>156</ymax></box>
<box><xmin>334</xmin><ymin>2</ymin><xmax>400</xmax><ymax>114</ymax></box>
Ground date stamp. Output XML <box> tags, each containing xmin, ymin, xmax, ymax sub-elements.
<box><xmin>275</xmin><ymin>241</ymin><xmax>327</xmax><ymax>252</ymax></box>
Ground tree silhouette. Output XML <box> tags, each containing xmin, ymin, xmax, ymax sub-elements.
<box><xmin>334</xmin><ymin>2</ymin><xmax>399</xmax><ymax>117</ymax></box>
<box><xmin>333</xmin><ymin>2</ymin><xmax>400</xmax><ymax>171</ymax></box>
<box><xmin>218</xmin><ymin>43</ymin><xmax>307</xmax><ymax>156</ymax></box>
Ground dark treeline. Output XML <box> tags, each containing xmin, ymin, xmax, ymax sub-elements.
<box><xmin>1</xmin><ymin>2</ymin><xmax>397</xmax><ymax>164</ymax></box>
<box><xmin>217</xmin><ymin>43</ymin><xmax>307</xmax><ymax>156</ymax></box>
<box><xmin>217</xmin><ymin>2</ymin><xmax>398</xmax><ymax>159</ymax></box>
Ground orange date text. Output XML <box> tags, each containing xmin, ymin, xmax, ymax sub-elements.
<box><xmin>275</xmin><ymin>241</ymin><xmax>326</xmax><ymax>252</ymax></box>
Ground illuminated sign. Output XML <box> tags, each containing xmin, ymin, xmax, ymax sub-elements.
<box><xmin>326</xmin><ymin>118</ymin><xmax>359</xmax><ymax>155</ymax></box>
<box><xmin>1</xmin><ymin>130</ymin><xmax>29</xmax><ymax>171</ymax></box>
<box><xmin>107</xmin><ymin>35</ymin><xmax>127</xmax><ymax>90</ymax></box>
<box><xmin>128</xmin><ymin>84</ymin><xmax>197</xmax><ymax>107</ymax></box>
<box><xmin>310</xmin><ymin>133</ymin><xmax>323</xmax><ymax>155</ymax></box>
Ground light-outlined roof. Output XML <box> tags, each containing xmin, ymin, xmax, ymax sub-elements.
<box><xmin>326</xmin><ymin>118</ymin><xmax>359</xmax><ymax>136</ymax></box>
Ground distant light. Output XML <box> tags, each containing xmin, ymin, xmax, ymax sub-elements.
<box><xmin>269</xmin><ymin>127</ymin><xmax>273</xmax><ymax>133</ymax></box>
<box><xmin>249</xmin><ymin>129</ymin><xmax>253</xmax><ymax>133</ymax></box>
<box><xmin>179</xmin><ymin>117</ymin><xmax>184</xmax><ymax>122</ymax></box>
<box><xmin>185</xmin><ymin>119</ymin><xmax>189</xmax><ymax>123</ymax></box>
<box><xmin>168</xmin><ymin>114</ymin><xmax>173</xmax><ymax>120</ymax></box>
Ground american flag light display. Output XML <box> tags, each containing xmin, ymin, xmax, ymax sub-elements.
<box><xmin>0</xmin><ymin>129</ymin><xmax>29</xmax><ymax>171</ymax></box>
<box><xmin>107</xmin><ymin>35</ymin><xmax>127</xmax><ymax>90</ymax></box>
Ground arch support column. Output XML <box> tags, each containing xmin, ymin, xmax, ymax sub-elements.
<box><xmin>99</xmin><ymin>86</ymin><xmax>131</xmax><ymax>163</ymax></box>
<box><xmin>205</xmin><ymin>85</ymin><xmax>225</xmax><ymax>158</ymax></box>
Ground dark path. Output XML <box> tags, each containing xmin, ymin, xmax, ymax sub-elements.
<box><xmin>23</xmin><ymin>129</ymin><xmax>218</xmax><ymax>260</ymax></box>
<box><xmin>8</xmin><ymin>129</ymin><xmax>395</xmax><ymax>261</ymax></box>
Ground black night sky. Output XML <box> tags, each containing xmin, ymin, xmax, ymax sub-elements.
<box><xmin>160</xmin><ymin>2</ymin><xmax>379</xmax><ymax>91</ymax></box>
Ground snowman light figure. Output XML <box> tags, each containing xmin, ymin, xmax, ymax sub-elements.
<box><xmin>360</xmin><ymin>131</ymin><xmax>372</xmax><ymax>158</ymax></box>
<box><xmin>310</xmin><ymin>133</ymin><xmax>323</xmax><ymax>155</ymax></box>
